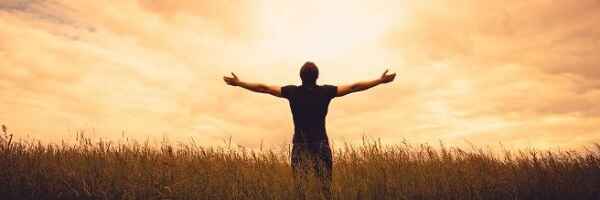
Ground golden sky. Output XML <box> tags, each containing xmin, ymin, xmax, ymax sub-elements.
<box><xmin>1</xmin><ymin>0</ymin><xmax>599</xmax><ymax>149</ymax></box>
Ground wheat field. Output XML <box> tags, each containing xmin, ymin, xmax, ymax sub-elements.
<box><xmin>1</xmin><ymin>127</ymin><xmax>599</xmax><ymax>200</ymax></box>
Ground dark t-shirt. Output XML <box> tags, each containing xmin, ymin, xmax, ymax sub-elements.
<box><xmin>281</xmin><ymin>84</ymin><xmax>338</xmax><ymax>144</ymax></box>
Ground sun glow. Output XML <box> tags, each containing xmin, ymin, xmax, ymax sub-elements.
<box><xmin>258</xmin><ymin>1</ymin><xmax>397</xmax><ymax>61</ymax></box>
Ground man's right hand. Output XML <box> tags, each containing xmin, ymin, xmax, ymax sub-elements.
<box><xmin>380</xmin><ymin>69</ymin><xmax>396</xmax><ymax>84</ymax></box>
<box><xmin>223</xmin><ymin>72</ymin><xmax>240</xmax><ymax>86</ymax></box>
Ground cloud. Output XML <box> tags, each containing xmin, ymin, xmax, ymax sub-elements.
<box><xmin>0</xmin><ymin>0</ymin><xmax>599</xmax><ymax>149</ymax></box>
<box><xmin>374</xmin><ymin>0</ymin><xmax>600</xmax><ymax>147</ymax></box>
<box><xmin>0</xmin><ymin>0</ymin><xmax>260</xmax><ymax>143</ymax></box>
<box><xmin>386</xmin><ymin>0</ymin><xmax>600</xmax><ymax>78</ymax></box>
<box><xmin>137</xmin><ymin>0</ymin><xmax>258</xmax><ymax>35</ymax></box>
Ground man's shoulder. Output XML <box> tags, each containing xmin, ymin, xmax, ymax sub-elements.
<box><xmin>320</xmin><ymin>84</ymin><xmax>337</xmax><ymax>89</ymax></box>
<box><xmin>319</xmin><ymin>84</ymin><xmax>338</xmax><ymax>98</ymax></box>
<box><xmin>281</xmin><ymin>85</ymin><xmax>299</xmax><ymax>99</ymax></box>
<box><xmin>319</xmin><ymin>84</ymin><xmax>338</xmax><ymax>92</ymax></box>
<box><xmin>282</xmin><ymin>85</ymin><xmax>299</xmax><ymax>91</ymax></box>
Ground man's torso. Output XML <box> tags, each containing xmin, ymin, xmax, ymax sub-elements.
<box><xmin>281</xmin><ymin>85</ymin><xmax>337</xmax><ymax>144</ymax></box>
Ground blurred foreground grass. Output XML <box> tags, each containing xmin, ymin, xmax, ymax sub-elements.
<box><xmin>1</xmin><ymin>127</ymin><xmax>599</xmax><ymax>200</ymax></box>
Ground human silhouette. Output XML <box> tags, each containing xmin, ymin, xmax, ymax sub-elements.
<box><xmin>223</xmin><ymin>61</ymin><xmax>396</xmax><ymax>199</ymax></box>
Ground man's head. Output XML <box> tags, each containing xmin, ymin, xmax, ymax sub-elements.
<box><xmin>300</xmin><ymin>61</ymin><xmax>319</xmax><ymax>85</ymax></box>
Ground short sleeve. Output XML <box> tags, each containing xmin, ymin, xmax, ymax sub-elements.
<box><xmin>323</xmin><ymin>84</ymin><xmax>338</xmax><ymax>99</ymax></box>
<box><xmin>281</xmin><ymin>85</ymin><xmax>296</xmax><ymax>99</ymax></box>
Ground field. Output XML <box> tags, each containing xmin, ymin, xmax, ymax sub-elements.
<box><xmin>1</xmin><ymin>129</ymin><xmax>599</xmax><ymax>200</ymax></box>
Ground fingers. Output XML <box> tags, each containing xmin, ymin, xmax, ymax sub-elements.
<box><xmin>223</xmin><ymin>73</ymin><xmax>240</xmax><ymax>86</ymax></box>
<box><xmin>380</xmin><ymin>71</ymin><xmax>397</xmax><ymax>83</ymax></box>
<box><xmin>389</xmin><ymin>73</ymin><xmax>397</xmax><ymax>82</ymax></box>
<box><xmin>223</xmin><ymin>72</ymin><xmax>238</xmax><ymax>80</ymax></box>
<box><xmin>223</xmin><ymin>76</ymin><xmax>234</xmax><ymax>83</ymax></box>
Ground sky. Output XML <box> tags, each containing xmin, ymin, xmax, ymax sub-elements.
<box><xmin>1</xmin><ymin>0</ymin><xmax>599</xmax><ymax>149</ymax></box>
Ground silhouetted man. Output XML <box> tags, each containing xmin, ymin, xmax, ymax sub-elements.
<box><xmin>224</xmin><ymin>62</ymin><xmax>396</xmax><ymax>199</ymax></box>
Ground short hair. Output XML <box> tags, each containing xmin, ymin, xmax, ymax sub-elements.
<box><xmin>300</xmin><ymin>61</ymin><xmax>319</xmax><ymax>84</ymax></box>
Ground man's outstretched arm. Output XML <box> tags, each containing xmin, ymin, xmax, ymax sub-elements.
<box><xmin>336</xmin><ymin>69</ymin><xmax>396</xmax><ymax>97</ymax></box>
<box><xmin>223</xmin><ymin>72</ymin><xmax>283</xmax><ymax>97</ymax></box>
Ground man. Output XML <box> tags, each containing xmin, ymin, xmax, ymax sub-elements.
<box><xmin>223</xmin><ymin>61</ymin><xmax>396</xmax><ymax>198</ymax></box>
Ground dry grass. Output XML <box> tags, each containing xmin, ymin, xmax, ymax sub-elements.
<box><xmin>1</xmin><ymin>127</ymin><xmax>599</xmax><ymax>200</ymax></box>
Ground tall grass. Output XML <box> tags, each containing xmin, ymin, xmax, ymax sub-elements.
<box><xmin>1</xmin><ymin>127</ymin><xmax>599</xmax><ymax>200</ymax></box>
